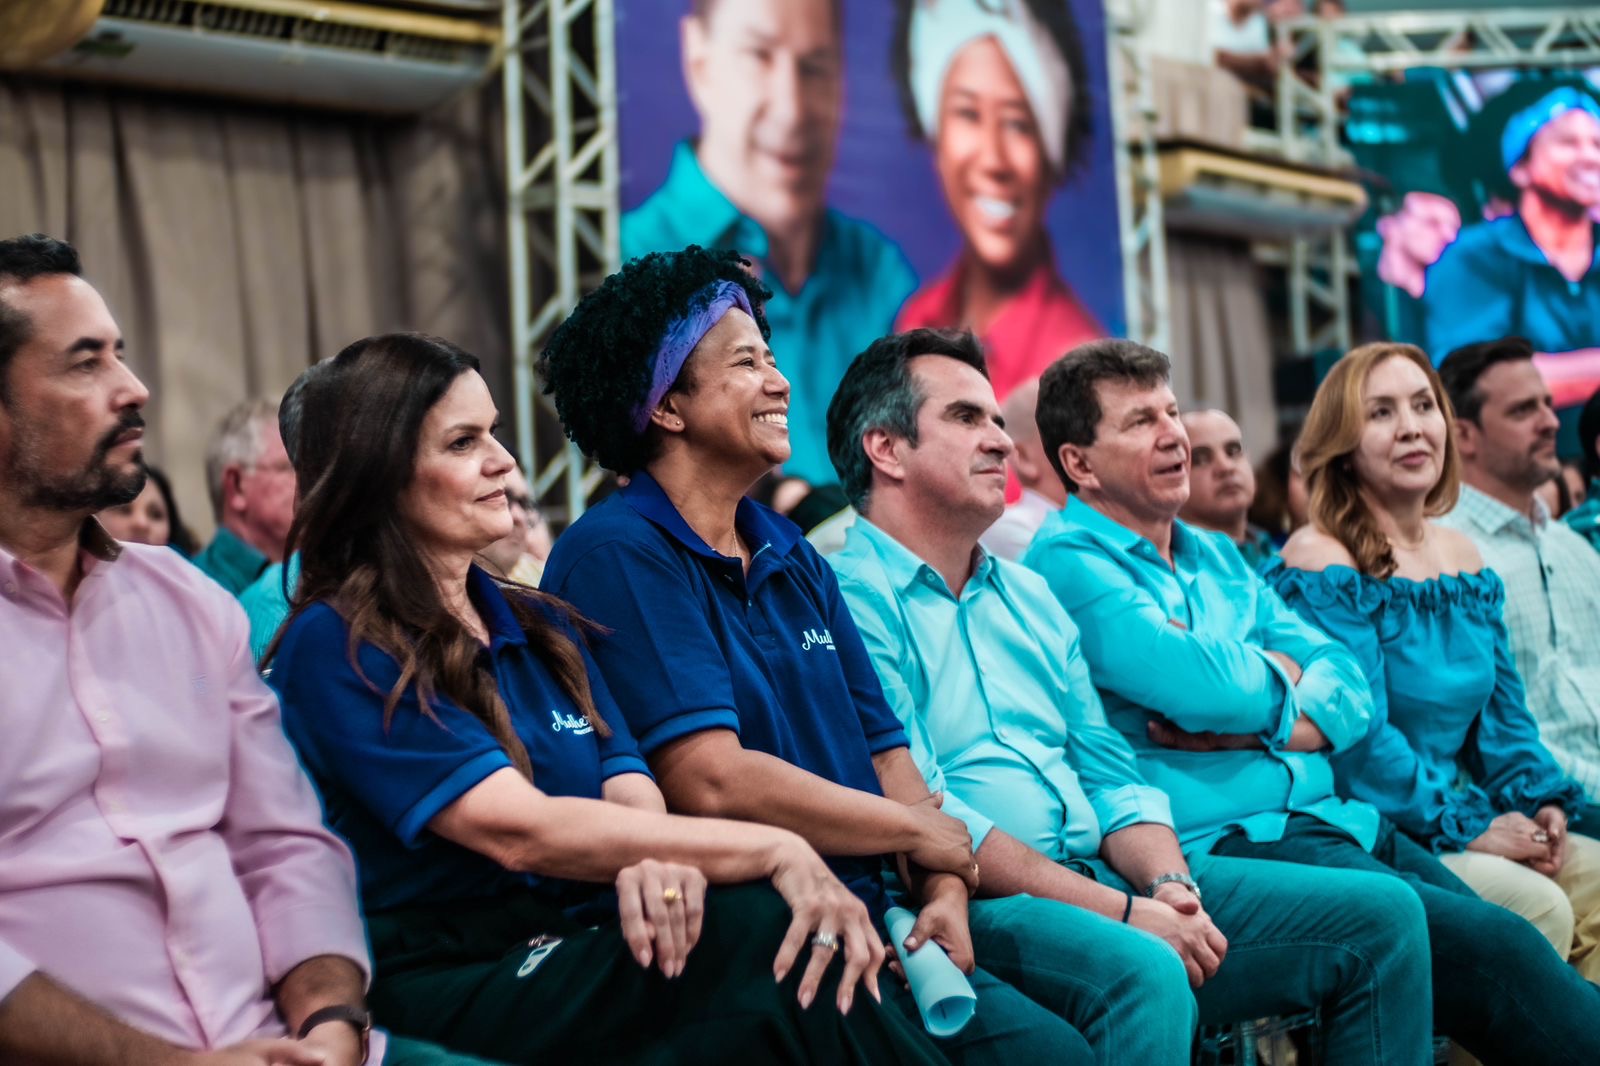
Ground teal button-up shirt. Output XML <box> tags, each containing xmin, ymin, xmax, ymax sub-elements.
<box><xmin>1021</xmin><ymin>498</ymin><xmax>1380</xmax><ymax>853</ymax></box>
<box><xmin>830</xmin><ymin>516</ymin><xmax>1174</xmax><ymax>862</ymax></box>
<box><xmin>190</xmin><ymin>526</ymin><xmax>269</xmax><ymax>598</ymax></box>
<box><xmin>622</xmin><ymin>143</ymin><xmax>916</xmax><ymax>486</ymax></box>
<box><xmin>1565</xmin><ymin>479</ymin><xmax>1600</xmax><ymax>554</ymax></box>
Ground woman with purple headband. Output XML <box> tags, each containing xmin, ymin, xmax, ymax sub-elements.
<box><xmin>541</xmin><ymin>249</ymin><xmax>1096</xmax><ymax>1060</ymax></box>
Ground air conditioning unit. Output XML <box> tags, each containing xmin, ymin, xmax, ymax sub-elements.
<box><xmin>22</xmin><ymin>0</ymin><xmax>500</xmax><ymax>114</ymax></box>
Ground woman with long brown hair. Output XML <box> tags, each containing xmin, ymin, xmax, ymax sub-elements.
<box><xmin>263</xmin><ymin>332</ymin><xmax>946</xmax><ymax>1064</ymax></box>
<box><xmin>1269</xmin><ymin>341</ymin><xmax>1600</xmax><ymax>977</ymax></box>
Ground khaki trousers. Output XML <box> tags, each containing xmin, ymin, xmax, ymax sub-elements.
<box><xmin>1440</xmin><ymin>831</ymin><xmax>1600</xmax><ymax>981</ymax></box>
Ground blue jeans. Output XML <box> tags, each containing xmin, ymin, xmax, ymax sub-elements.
<box><xmin>1214</xmin><ymin>813</ymin><xmax>1600</xmax><ymax>1065</ymax></box>
<box><xmin>886</xmin><ymin>960</ymin><xmax>1093</xmax><ymax>1065</ymax></box>
<box><xmin>966</xmin><ymin>851</ymin><xmax>1431</xmax><ymax>1065</ymax></box>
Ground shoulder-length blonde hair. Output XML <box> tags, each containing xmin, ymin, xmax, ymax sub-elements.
<box><xmin>1297</xmin><ymin>341</ymin><xmax>1461</xmax><ymax>579</ymax></box>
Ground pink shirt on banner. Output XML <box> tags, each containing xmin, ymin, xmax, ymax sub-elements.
<box><xmin>0</xmin><ymin>523</ymin><xmax>373</xmax><ymax>1052</ymax></box>
<box><xmin>897</xmin><ymin>257</ymin><xmax>1103</xmax><ymax>500</ymax></box>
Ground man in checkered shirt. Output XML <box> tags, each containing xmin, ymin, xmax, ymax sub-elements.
<box><xmin>1439</xmin><ymin>337</ymin><xmax>1600</xmax><ymax>829</ymax></box>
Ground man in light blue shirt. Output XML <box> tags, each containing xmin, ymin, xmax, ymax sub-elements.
<box><xmin>621</xmin><ymin>0</ymin><xmax>915</xmax><ymax>487</ymax></box>
<box><xmin>824</xmin><ymin>328</ymin><xmax>1432</xmax><ymax>1064</ymax></box>
<box><xmin>1024</xmin><ymin>337</ymin><xmax>1600</xmax><ymax>1061</ymax></box>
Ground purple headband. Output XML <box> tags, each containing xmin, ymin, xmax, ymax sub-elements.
<box><xmin>631</xmin><ymin>280</ymin><xmax>755</xmax><ymax>433</ymax></box>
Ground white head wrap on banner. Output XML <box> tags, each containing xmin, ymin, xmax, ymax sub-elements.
<box><xmin>909</xmin><ymin>0</ymin><xmax>1073</xmax><ymax>175</ymax></box>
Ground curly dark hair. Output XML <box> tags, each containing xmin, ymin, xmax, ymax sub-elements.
<box><xmin>889</xmin><ymin>0</ymin><xmax>1094</xmax><ymax>183</ymax></box>
<box><xmin>538</xmin><ymin>246</ymin><xmax>772</xmax><ymax>474</ymax></box>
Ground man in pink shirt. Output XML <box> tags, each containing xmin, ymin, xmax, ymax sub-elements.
<box><xmin>0</xmin><ymin>234</ymin><xmax>474</xmax><ymax>1065</ymax></box>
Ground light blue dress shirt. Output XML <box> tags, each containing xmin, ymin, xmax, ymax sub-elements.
<box><xmin>622</xmin><ymin>143</ymin><xmax>917</xmax><ymax>487</ymax></box>
<box><xmin>830</xmin><ymin>516</ymin><xmax>1173</xmax><ymax>862</ymax></box>
<box><xmin>1268</xmin><ymin>561</ymin><xmax>1584</xmax><ymax>852</ymax></box>
<box><xmin>1022</xmin><ymin>498</ymin><xmax>1380</xmax><ymax>853</ymax></box>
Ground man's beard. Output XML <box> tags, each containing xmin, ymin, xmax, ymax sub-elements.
<box><xmin>5</xmin><ymin>410</ymin><xmax>148</xmax><ymax>512</ymax></box>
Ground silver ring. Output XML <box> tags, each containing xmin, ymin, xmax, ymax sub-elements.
<box><xmin>811</xmin><ymin>931</ymin><xmax>840</xmax><ymax>953</ymax></box>
<box><xmin>1534</xmin><ymin>831</ymin><xmax>1551</xmax><ymax>844</ymax></box>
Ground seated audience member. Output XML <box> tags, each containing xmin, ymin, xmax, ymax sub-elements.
<box><xmin>1179</xmin><ymin>408</ymin><xmax>1277</xmax><ymax>569</ymax></box>
<box><xmin>1270</xmin><ymin>340</ymin><xmax>1600</xmax><ymax>974</ymax></box>
<box><xmin>826</xmin><ymin>329</ymin><xmax>1430</xmax><ymax>1062</ymax></box>
<box><xmin>266</xmin><ymin>331</ymin><xmax>941</xmax><ymax>1064</ymax></box>
<box><xmin>478</xmin><ymin>464</ymin><xmax>545</xmax><ymax>587</ymax></box>
<box><xmin>1566</xmin><ymin>386</ymin><xmax>1600</xmax><ymax>550</ymax></box>
<box><xmin>540</xmin><ymin>247</ymin><xmax>1093</xmax><ymax>1061</ymax></box>
<box><xmin>240</xmin><ymin>361</ymin><xmax>331</xmax><ymax>663</ymax></box>
<box><xmin>1250</xmin><ymin>437</ymin><xmax>1310</xmax><ymax>543</ymax></box>
<box><xmin>1021</xmin><ymin>338</ymin><xmax>1600</xmax><ymax>1063</ymax></box>
<box><xmin>0</xmin><ymin>235</ymin><xmax>492</xmax><ymax>1065</ymax></box>
<box><xmin>97</xmin><ymin>462</ymin><xmax>197</xmax><ymax>555</ymax></box>
<box><xmin>978</xmin><ymin>377</ymin><xmax>1065</xmax><ymax>561</ymax></box>
<box><xmin>192</xmin><ymin>396</ymin><xmax>295</xmax><ymax>594</ymax></box>
<box><xmin>1440</xmin><ymin>343</ymin><xmax>1600</xmax><ymax>837</ymax></box>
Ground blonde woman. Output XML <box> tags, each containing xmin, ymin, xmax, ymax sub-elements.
<box><xmin>1270</xmin><ymin>341</ymin><xmax>1600</xmax><ymax>978</ymax></box>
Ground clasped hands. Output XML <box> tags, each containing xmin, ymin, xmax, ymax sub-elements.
<box><xmin>1469</xmin><ymin>806</ymin><xmax>1569</xmax><ymax>877</ymax></box>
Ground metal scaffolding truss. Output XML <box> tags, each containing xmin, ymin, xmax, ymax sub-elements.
<box><xmin>1107</xmin><ymin>1</ymin><xmax>1170</xmax><ymax>351</ymax></box>
<box><xmin>502</xmin><ymin>0</ymin><xmax>616</xmax><ymax>523</ymax></box>
<box><xmin>1274</xmin><ymin>6</ymin><xmax>1600</xmax><ymax>354</ymax></box>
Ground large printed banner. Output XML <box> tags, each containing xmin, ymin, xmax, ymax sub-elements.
<box><xmin>616</xmin><ymin>0</ymin><xmax>1123</xmax><ymax>487</ymax></box>
<box><xmin>1349</xmin><ymin>69</ymin><xmax>1600</xmax><ymax>450</ymax></box>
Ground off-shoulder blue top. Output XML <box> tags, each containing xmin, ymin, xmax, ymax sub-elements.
<box><xmin>1266</xmin><ymin>561</ymin><xmax>1583</xmax><ymax>852</ymax></box>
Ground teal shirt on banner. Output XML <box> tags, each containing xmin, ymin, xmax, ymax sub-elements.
<box><xmin>623</xmin><ymin>143</ymin><xmax>917</xmax><ymax>487</ymax></box>
<box><xmin>1021</xmin><ymin>498</ymin><xmax>1381</xmax><ymax>854</ymax></box>
<box><xmin>830</xmin><ymin>516</ymin><xmax>1174</xmax><ymax>863</ymax></box>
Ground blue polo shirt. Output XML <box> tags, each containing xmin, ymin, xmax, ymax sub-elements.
<box><xmin>1425</xmin><ymin>215</ymin><xmax>1600</xmax><ymax>455</ymax></box>
<box><xmin>542</xmin><ymin>471</ymin><xmax>910</xmax><ymax>914</ymax></box>
<box><xmin>622</xmin><ymin>143</ymin><xmax>917</xmax><ymax>487</ymax></box>
<box><xmin>268</xmin><ymin>566</ymin><xmax>651</xmax><ymax>915</ymax></box>
<box><xmin>1425</xmin><ymin>215</ymin><xmax>1600</xmax><ymax>361</ymax></box>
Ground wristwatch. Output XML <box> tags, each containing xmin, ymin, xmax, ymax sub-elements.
<box><xmin>298</xmin><ymin>1004</ymin><xmax>372</xmax><ymax>1064</ymax></box>
<box><xmin>1143</xmin><ymin>872</ymin><xmax>1202</xmax><ymax>902</ymax></box>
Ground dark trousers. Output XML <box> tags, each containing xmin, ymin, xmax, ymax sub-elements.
<box><xmin>367</xmin><ymin>883</ymin><xmax>950</xmax><ymax>1065</ymax></box>
<box><xmin>1214</xmin><ymin>813</ymin><xmax>1600</xmax><ymax>1065</ymax></box>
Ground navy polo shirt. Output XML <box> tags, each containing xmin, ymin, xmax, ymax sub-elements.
<box><xmin>269</xmin><ymin>565</ymin><xmax>651</xmax><ymax>915</ymax></box>
<box><xmin>543</xmin><ymin>472</ymin><xmax>910</xmax><ymax>914</ymax></box>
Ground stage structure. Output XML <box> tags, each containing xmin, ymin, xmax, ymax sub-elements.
<box><xmin>1273</xmin><ymin>6</ymin><xmax>1600</xmax><ymax>355</ymax></box>
<box><xmin>504</xmin><ymin>0</ymin><xmax>1166</xmax><ymax>521</ymax></box>
<box><xmin>501</xmin><ymin>0</ymin><xmax>618</xmax><ymax>524</ymax></box>
<box><xmin>1108</xmin><ymin>0</ymin><xmax>1170</xmax><ymax>354</ymax></box>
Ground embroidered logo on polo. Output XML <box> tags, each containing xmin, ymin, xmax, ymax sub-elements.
<box><xmin>549</xmin><ymin>708</ymin><xmax>594</xmax><ymax>735</ymax></box>
<box><xmin>800</xmin><ymin>627</ymin><xmax>836</xmax><ymax>652</ymax></box>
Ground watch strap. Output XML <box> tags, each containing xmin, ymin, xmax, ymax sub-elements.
<box><xmin>1143</xmin><ymin>872</ymin><xmax>1202</xmax><ymax>901</ymax></box>
<box><xmin>298</xmin><ymin>1004</ymin><xmax>372</xmax><ymax>1063</ymax></box>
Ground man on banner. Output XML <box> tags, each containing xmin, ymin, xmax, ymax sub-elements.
<box><xmin>622</xmin><ymin>0</ymin><xmax>916</xmax><ymax>490</ymax></box>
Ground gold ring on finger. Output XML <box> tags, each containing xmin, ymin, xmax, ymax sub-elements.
<box><xmin>662</xmin><ymin>887</ymin><xmax>682</xmax><ymax>904</ymax></box>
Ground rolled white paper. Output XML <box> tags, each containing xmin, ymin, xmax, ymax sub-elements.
<box><xmin>884</xmin><ymin>905</ymin><xmax>978</xmax><ymax>1037</ymax></box>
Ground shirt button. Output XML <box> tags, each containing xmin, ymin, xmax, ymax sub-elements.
<box><xmin>96</xmin><ymin>713</ymin><xmax>109</xmax><ymax>725</ymax></box>
<box><xmin>1</xmin><ymin>581</ymin><xmax>15</xmax><ymax>598</ymax></box>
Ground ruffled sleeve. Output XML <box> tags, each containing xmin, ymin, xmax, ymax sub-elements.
<box><xmin>1461</xmin><ymin>573</ymin><xmax>1585</xmax><ymax>818</ymax></box>
<box><xmin>1268</xmin><ymin>563</ymin><xmax>1498</xmax><ymax>852</ymax></box>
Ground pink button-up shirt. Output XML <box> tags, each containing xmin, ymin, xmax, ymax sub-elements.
<box><xmin>0</xmin><ymin>523</ymin><xmax>374</xmax><ymax>1051</ymax></box>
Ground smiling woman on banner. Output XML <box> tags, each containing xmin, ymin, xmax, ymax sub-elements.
<box><xmin>261</xmin><ymin>331</ymin><xmax>945</xmax><ymax>1064</ymax></box>
<box><xmin>890</xmin><ymin>0</ymin><xmax>1101</xmax><ymax>408</ymax></box>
